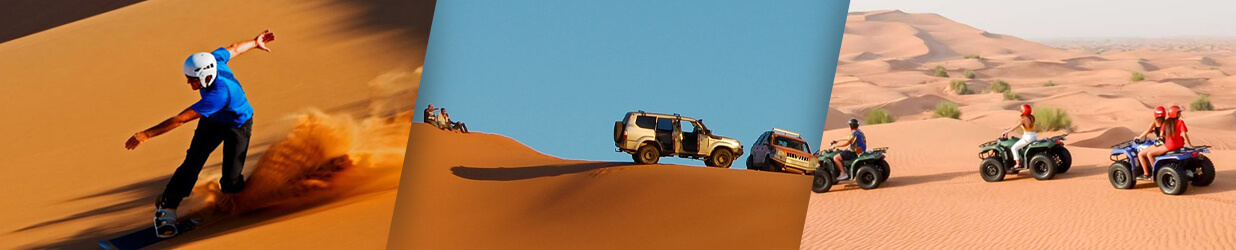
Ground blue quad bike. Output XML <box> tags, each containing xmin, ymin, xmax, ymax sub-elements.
<box><xmin>1108</xmin><ymin>139</ymin><xmax>1215</xmax><ymax>195</ymax></box>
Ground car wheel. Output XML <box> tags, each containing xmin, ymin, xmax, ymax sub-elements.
<box><xmin>1108</xmin><ymin>161</ymin><xmax>1135</xmax><ymax>189</ymax></box>
<box><xmin>634</xmin><ymin>144</ymin><xmax>659</xmax><ymax>164</ymax></box>
<box><xmin>709</xmin><ymin>149</ymin><xmax>733</xmax><ymax>168</ymax></box>
<box><xmin>812</xmin><ymin>168</ymin><xmax>833</xmax><ymax>193</ymax></box>
<box><xmin>856</xmin><ymin>165</ymin><xmax>882</xmax><ymax>189</ymax></box>
<box><xmin>1156</xmin><ymin>163</ymin><xmax>1189</xmax><ymax>195</ymax></box>
<box><xmin>1053</xmin><ymin>147</ymin><xmax>1072</xmax><ymax>173</ymax></box>
<box><xmin>745</xmin><ymin>156</ymin><xmax>756</xmax><ymax>170</ymax></box>
<box><xmin>1192</xmin><ymin>157</ymin><xmax>1216</xmax><ymax>187</ymax></box>
<box><xmin>980</xmin><ymin>157</ymin><xmax>1006</xmax><ymax>182</ymax></box>
<box><xmin>1029</xmin><ymin>154</ymin><xmax>1057</xmax><ymax>180</ymax></box>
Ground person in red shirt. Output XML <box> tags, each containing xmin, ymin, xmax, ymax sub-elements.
<box><xmin>1137</xmin><ymin>105</ymin><xmax>1193</xmax><ymax>180</ymax></box>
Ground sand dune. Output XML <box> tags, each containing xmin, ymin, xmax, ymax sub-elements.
<box><xmin>0</xmin><ymin>0</ymin><xmax>433</xmax><ymax>248</ymax></box>
<box><xmin>815</xmin><ymin>10</ymin><xmax>1236</xmax><ymax>248</ymax></box>
<box><xmin>388</xmin><ymin>124</ymin><xmax>811</xmax><ymax>249</ymax></box>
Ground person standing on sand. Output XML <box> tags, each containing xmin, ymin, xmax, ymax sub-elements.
<box><xmin>124</xmin><ymin>30</ymin><xmax>275</xmax><ymax>238</ymax></box>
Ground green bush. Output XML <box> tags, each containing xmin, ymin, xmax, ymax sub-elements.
<box><xmin>1033</xmin><ymin>107</ymin><xmax>1072</xmax><ymax>132</ymax></box>
<box><xmin>1131</xmin><ymin>72</ymin><xmax>1145</xmax><ymax>82</ymax></box>
<box><xmin>964</xmin><ymin>54</ymin><xmax>982</xmax><ymax>59</ymax></box>
<box><xmin>1003</xmin><ymin>91</ymin><xmax>1023</xmax><ymax>101</ymax></box>
<box><xmin>1191</xmin><ymin>94</ymin><xmax>1215</xmax><ymax>111</ymax></box>
<box><xmin>964</xmin><ymin>69</ymin><xmax>976</xmax><ymax>79</ymax></box>
<box><xmin>990</xmin><ymin>79</ymin><xmax>1010</xmax><ymax>93</ymax></box>
<box><xmin>950</xmin><ymin>80</ymin><xmax>972</xmax><ymax>95</ymax></box>
<box><xmin>1043</xmin><ymin>81</ymin><xmax>1057</xmax><ymax>87</ymax></box>
<box><xmin>934</xmin><ymin>66</ymin><xmax>950</xmax><ymax>77</ymax></box>
<box><xmin>865</xmin><ymin>108</ymin><xmax>896</xmax><ymax>125</ymax></box>
<box><xmin>933</xmin><ymin>101</ymin><xmax>962</xmax><ymax>119</ymax></box>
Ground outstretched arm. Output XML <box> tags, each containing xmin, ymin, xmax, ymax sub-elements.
<box><xmin>126</xmin><ymin>108</ymin><xmax>203</xmax><ymax>150</ymax></box>
<box><xmin>225</xmin><ymin>30</ymin><xmax>276</xmax><ymax>58</ymax></box>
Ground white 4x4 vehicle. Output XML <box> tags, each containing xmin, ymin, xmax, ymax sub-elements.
<box><xmin>614</xmin><ymin>111</ymin><xmax>744</xmax><ymax>168</ymax></box>
<box><xmin>747</xmin><ymin>128</ymin><xmax>818</xmax><ymax>173</ymax></box>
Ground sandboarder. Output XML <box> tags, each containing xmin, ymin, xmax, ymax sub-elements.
<box><xmin>125</xmin><ymin>30</ymin><xmax>275</xmax><ymax>238</ymax></box>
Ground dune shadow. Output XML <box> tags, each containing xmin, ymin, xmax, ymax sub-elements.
<box><xmin>452</xmin><ymin>162</ymin><xmax>632</xmax><ymax>181</ymax></box>
<box><xmin>0</xmin><ymin>0</ymin><xmax>145</xmax><ymax>44</ymax></box>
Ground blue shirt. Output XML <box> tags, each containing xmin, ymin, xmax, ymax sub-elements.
<box><xmin>189</xmin><ymin>48</ymin><xmax>254</xmax><ymax>127</ymax></box>
<box><xmin>849</xmin><ymin>129</ymin><xmax>867</xmax><ymax>152</ymax></box>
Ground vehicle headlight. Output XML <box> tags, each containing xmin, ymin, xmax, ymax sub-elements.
<box><xmin>772</xmin><ymin>149</ymin><xmax>786</xmax><ymax>161</ymax></box>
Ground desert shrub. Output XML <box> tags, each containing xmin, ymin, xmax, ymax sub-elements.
<box><xmin>1131</xmin><ymin>72</ymin><xmax>1145</xmax><ymax>82</ymax></box>
<box><xmin>1003</xmin><ymin>91</ymin><xmax>1023</xmax><ymax>101</ymax></box>
<box><xmin>1191</xmin><ymin>94</ymin><xmax>1214</xmax><ymax>111</ymax></box>
<box><xmin>964</xmin><ymin>54</ymin><xmax>982</xmax><ymax>59</ymax></box>
<box><xmin>934</xmin><ymin>66</ymin><xmax>950</xmax><ymax>77</ymax></box>
<box><xmin>1043</xmin><ymin>81</ymin><xmax>1057</xmax><ymax>87</ymax></box>
<box><xmin>950</xmin><ymin>80</ymin><xmax>972</xmax><ymax>95</ymax></box>
<box><xmin>990</xmin><ymin>79</ymin><xmax>1010</xmax><ymax>93</ymax></box>
<box><xmin>933</xmin><ymin>101</ymin><xmax>962</xmax><ymax>119</ymax></box>
<box><xmin>964</xmin><ymin>69</ymin><xmax>976</xmax><ymax>79</ymax></box>
<box><xmin>865</xmin><ymin>108</ymin><xmax>896</xmax><ymax>125</ymax></box>
<box><xmin>1033</xmin><ymin>107</ymin><xmax>1072</xmax><ymax>132</ymax></box>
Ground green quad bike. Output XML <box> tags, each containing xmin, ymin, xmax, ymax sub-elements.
<box><xmin>977</xmin><ymin>134</ymin><xmax>1072</xmax><ymax>182</ymax></box>
<box><xmin>812</xmin><ymin>147</ymin><xmax>891</xmax><ymax>193</ymax></box>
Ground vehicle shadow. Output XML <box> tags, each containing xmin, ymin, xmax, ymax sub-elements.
<box><xmin>1185</xmin><ymin>168</ymin><xmax>1236</xmax><ymax>196</ymax></box>
<box><xmin>451</xmin><ymin>162</ymin><xmax>633</xmax><ymax>181</ymax></box>
<box><xmin>1051</xmin><ymin>164</ymin><xmax>1107</xmax><ymax>180</ymax></box>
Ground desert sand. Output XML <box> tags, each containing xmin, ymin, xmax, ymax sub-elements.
<box><xmin>387</xmin><ymin>124</ymin><xmax>812</xmax><ymax>249</ymax></box>
<box><xmin>0</xmin><ymin>0</ymin><xmax>433</xmax><ymax>249</ymax></box>
<box><xmin>805</xmin><ymin>10</ymin><xmax>1236</xmax><ymax>248</ymax></box>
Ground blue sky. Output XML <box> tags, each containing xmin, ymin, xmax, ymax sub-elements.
<box><xmin>416</xmin><ymin>0</ymin><xmax>849</xmax><ymax>167</ymax></box>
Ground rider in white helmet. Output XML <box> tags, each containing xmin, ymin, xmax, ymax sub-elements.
<box><xmin>125</xmin><ymin>30</ymin><xmax>275</xmax><ymax>238</ymax></box>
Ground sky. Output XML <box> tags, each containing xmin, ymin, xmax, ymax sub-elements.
<box><xmin>416</xmin><ymin>0</ymin><xmax>849</xmax><ymax>167</ymax></box>
<box><xmin>850</xmin><ymin>0</ymin><xmax>1236</xmax><ymax>39</ymax></box>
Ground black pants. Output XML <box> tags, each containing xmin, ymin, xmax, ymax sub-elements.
<box><xmin>159</xmin><ymin>118</ymin><xmax>252</xmax><ymax>209</ymax></box>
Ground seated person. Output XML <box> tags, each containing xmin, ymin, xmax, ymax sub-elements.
<box><xmin>827</xmin><ymin>119</ymin><xmax>866</xmax><ymax>180</ymax></box>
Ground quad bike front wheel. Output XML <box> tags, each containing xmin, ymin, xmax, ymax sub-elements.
<box><xmin>1029</xmin><ymin>154</ymin><xmax>1058</xmax><ymax>180</ymax></box>
<box><xmin>980</xmin><ymin>157</ymin><xmax>1006</xmax><ymax>182</ymax></box>
<box><xmin>1192</xmin><ymin>157</ymin><xmax>1216</xmax><ymax>187</ymax></box>
<box><xmin>1108</xmin><ymin>161</ymin><xmax>1135</xmax><ymax>189</ymax></box>
<box><xmin>856</xmin><ymin>165</ymin><xmax>883</xmax><ymax>189</ymax></box>
<box><xmin>1156</xmin><ymin>163</ymin><xmax>1189</xmax><ymax>195</ymax></box>
<box><xmin>812</xmin><ymin>167</ymin><xmax>834</xmax><ymax>193</ymax></box>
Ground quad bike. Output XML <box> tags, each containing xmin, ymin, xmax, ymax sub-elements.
<box><xmin>812</xmin><ymin>147</ymin><xmax>890</xmax><ymax>193</ymax></box>
<box><xmin>1108</xmin><ymin>139</ymin><xmax>1215</xmax><ymax>195</ymax></box>
<box><xmin>977</xmin><ymin>134</ymin><xmax>1071</xmax><ymax>182</ymax></box>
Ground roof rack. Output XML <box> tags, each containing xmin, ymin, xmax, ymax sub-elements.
<box><xmin>772</xmin><ymin>128</ymin><xmax>800</xmax><ymax>137</ymax></box>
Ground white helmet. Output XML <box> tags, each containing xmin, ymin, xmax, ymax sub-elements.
<box><xmin>183</xmin><ymin>52</ymin><xmax>218</xmax><ymax>88</ymax></box>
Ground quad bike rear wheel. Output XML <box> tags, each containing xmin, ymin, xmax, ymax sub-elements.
<box><xmin>980</xmin><ymin>157</ymin><xmax>1006</xmax><ymax>182</ymax></box>
<box><xmin>1030</xmin><ymin>154</ymin><xmax>1058</xmax><ymax>180</ymax></box>
<box><xmin>1053</xmin><ymin>147</ymin><xmax>1072</xmax><ymax>173</ymax></box>
<box><xmin>1156</xmin><ymin>163</ymin><xmax>1189</xmax><ymax>195</ymax></box>
<box><xmin>1192</xmin><ymin>157</ymin><xmax>1216</xmax><ymax>187</ymax></box>
<box><xmin>856</xmin><ymin>165</ymin><xmax>883</xmax><ymax>189</ymax></box>
<box><xmin>876</xmin><ymin>159</ymin><xmax>891</xmax><ymax>183</ymax></box>
<box><xmin>1108</xmin><ymin>161</ymin><xmax>1135</xmax><ymax>189</ymax></box>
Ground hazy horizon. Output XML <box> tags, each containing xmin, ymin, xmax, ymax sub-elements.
<box><xmin>850</xmin><ymin>0</ymin><xmax>1236</xmax><ymax>40</ymax></box>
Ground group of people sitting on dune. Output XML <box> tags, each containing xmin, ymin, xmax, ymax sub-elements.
<box><xmin>424</xmin><ymin>104</ymin><xmax>468</xmax><ymax>133</ymax></box>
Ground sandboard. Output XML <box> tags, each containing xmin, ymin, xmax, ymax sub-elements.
<box><xmin>97</xmin><ymin>219</ymin><xmax>200</xmax><ymax>250</ymax></box>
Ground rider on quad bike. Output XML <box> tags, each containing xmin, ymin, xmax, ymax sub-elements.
<box><xmin>1133</xmin><ymin>106</ymin><xmax>1169</xmax><ymax>180</ymax></box>
<box><xmin>825</xmin><ymin>119</ymin><xmax>867</xmax><ymax>180</ymax></box>
<box><xmin>1139</xmin><ymin>106</ymin><xmax>1193</xmax><ymax>180</ymax></box>
<box><xmin>1000</xmin><ymin>104</ymin><xmax>1037</xmax><ymax>170</ymax></box>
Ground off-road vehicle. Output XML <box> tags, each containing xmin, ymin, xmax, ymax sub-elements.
<box><xmin>614</xmin><ymin>111</ymin><xmax>744</xmax><ymax>168</ymax></box>
<box><xmin>813</xmin><ymin>145</ymin><xmax>890</xmax><ymax>193</ymax></box>
<box><xmin>977</xmin><ymin>134</ymin><xmax>1072</xmax><ymax>182</ymax></box>
<box><xmin>1108</xmin><ymin>139</ymin><xmax>1215</xmax><ymax>195</ymax></box>
<box><xmin>748</xmin><ymin>128</ymin><xmax>818</xmax><ymax>173</ymax></box>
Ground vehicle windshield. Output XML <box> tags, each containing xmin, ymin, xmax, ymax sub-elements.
<box><xmin>773</xmin><ymin>136</ymin><xmax>810</xmax><ymax>152</ymax></box>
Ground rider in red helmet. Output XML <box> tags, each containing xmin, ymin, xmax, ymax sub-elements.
<box><xmin>1133</xmin><ymin>106</ymin><xmax>1167</xmax><ymax>179</ymax></box>
<box><xmin>1001</xmin><ymin>104</ymin><xmax>1037</xmax><ymax>169</ymax></box>
<box><xmin>1137</xmin><ymin>105</ymin><xmax>1193</xmax><ymax>180</ymax></box>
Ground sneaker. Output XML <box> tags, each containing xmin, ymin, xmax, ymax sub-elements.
<box><xmin>1136</xmin><ymin>175</ymin><xmax>1151</xmax><ymax>181</ymax></box>
<box><xmin>836</xmin><ymin>173</ymin><xmax>851</xmax><ymax>181</ymax></box>
<box><xmin>154</xmin><ymin>208</ymin><xmax>178</xmax><ymax>238</ymax></box>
